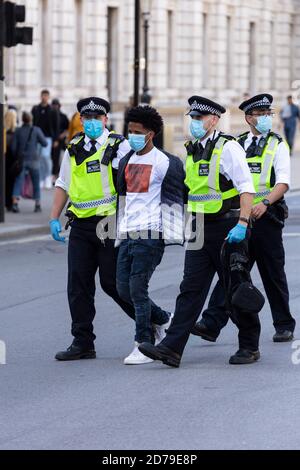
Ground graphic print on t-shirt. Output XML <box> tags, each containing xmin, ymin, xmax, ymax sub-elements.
<box><xmin>125</xmin><ymin>164</ymin><xmax>153</xmax><ymax>193</ymax></box>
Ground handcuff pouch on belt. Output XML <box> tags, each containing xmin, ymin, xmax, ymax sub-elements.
<box><xmin>262</xmin><ymin>199</ymin><xmax>289</xmax><ymax>228</ymax></box>
<box><xmin>65</xmin><ymin>204</ymin><xmax>76</xmax><ymax>230</ymax></box>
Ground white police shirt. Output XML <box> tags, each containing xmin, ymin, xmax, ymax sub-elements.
<box><xmin>55</xmin><ymin>128</ymin><xmax>131</xmax><ymax>193</ymax></box>
<box><xmin>194</xmin><ymin>131</ymin><xmax>255</xmax><ymax>195</ymax></box>
<box><xmin>244</xmin><ymin>132</ymin><xmax>290</xmax><ymax>189</ymax></box>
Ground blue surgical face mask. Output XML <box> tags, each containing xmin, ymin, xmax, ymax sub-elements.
<box><xmin>128</xmin><ymin>133</ymin><xmax>150</xmax><ymax>153</ymax></box>
<box><xmin>255</xmin><ymin>115</ymin><xmax>272</xmax><ymax>134</ymax></box>
<box><xmin>83</xmin><ymin>119</ymin><xmax>104</xmax><ymax>140</ymax></box>
<box><xmin>190</xmin><ymin>119</ymin><xmax>208</xmax><ymax>140</ymax></box>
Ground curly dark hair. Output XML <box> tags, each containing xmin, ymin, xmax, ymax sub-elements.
<box><xmin>125</xmin><ymin>105</ymin><xmax>164</xmax><ymax>135</ymax></box>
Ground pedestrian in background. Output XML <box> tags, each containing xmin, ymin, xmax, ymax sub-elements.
<box><xmin>68</xmin><ymin>110</ymin><xmax>83</xmax><ymax>142</ymax></box>
<box><xmin>4</xmin><ymin>103</ymin><xmax>17</xmax><ymax>211</ymax></box>
<box><xmin>51</xmin><ymin>99</ymin><xmax>70</xmax><ymax>183</ymax></box>
<box><xmin>31</xmin><ymin>89</ymin><xmax>59</xmax><ymax>188</ymax></box>
<box><xmin>11</xmin><ymin>112</ymin><xmax>47</xmax><ymax>213</ymax></box>
<box><xmin>280</xmin><ymin>95</ymin><xmax>300</xmax><ymax>155</ymax></box>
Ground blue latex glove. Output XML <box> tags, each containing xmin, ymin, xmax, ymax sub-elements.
<box><xmin>49</xmin><ymin>219</ymin><xmax>66</xmax><ymax>243</ymax></box>
<box><xmin>226</xmin><ymin>223</ymin><xmax>247</xmax><ymax>244</ymax></box>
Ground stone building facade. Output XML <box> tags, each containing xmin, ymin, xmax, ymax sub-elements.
<box><xmin>4</xmin><ymin>0</ymin><xmax>300</xmax><ymax>153</ymax></box>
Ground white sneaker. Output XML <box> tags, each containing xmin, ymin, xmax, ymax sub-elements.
<box><xmin>124</xmin><ymin>342</ymin><xmax>154</xmax><ymax>365</ymax></box>
<box><xmin>153</xmin><ymin>314</ymin><xmax>173</xmax><ymax>345</ymax></box>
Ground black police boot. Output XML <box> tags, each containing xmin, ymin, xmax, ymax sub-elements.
<box><xmin>55</xmin><ymin>344</ymin><xmax>96</xmax><ymax>361</ymax></box>
<box><xmin>190</xmin><ymin>322</ymin><xmax>218</xmax><ymax>342</ymax></box>
<box><xmin>138</xmin><ymin>342</ymin><xmax>181</xmax><ymax>368</ymax></box>
<box><xmin>273</xmin><ymin>330</ymin><xmax>294</xmax><ymax>342</ymax></box>
<box><xmin>229</xmin><ymin>349</ymin><xmax>260</xmax><ymax>365</ymax></box>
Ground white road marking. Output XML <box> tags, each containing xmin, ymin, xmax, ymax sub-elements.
<box><xmin>283</xmin><ymin>233</ymin><xmax>300</xmax><ymax>237</ymax></box>
<box><xmin>0</xmin><ymin>235</ymin><xmax>66</xmax><ymax>246</ymax></box>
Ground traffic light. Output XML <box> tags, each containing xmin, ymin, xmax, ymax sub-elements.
<box><xmin>3</xmin><ymin>1</ymin><xmax>33</xmax><ymax>48</ymax></box>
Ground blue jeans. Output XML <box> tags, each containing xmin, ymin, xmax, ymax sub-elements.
<box><xmin>117</xmin><ymin>237</ymin><xmax>170</xmax><ymax>343</ymax></box>
<box><xmin>12</xmin><ymin>164</ymin><xmax>41</xmax><ymax>201</ymax></box>
<box><xmin>284</xmin><ymin>121</ymin><xmax>296</xmax><ymax>152</ymax></box>
<box><xmin>39</xmin><ymin>137</ymin><xmax>52</xmax><ymax>181</ymax></box>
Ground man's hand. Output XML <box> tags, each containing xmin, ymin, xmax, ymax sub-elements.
<box><xmin>226</xmin><ymin>223</ymin><xmax>247</xmax><ymax>244</ymax></box>
<box><xmin>49</xmin><ymin>219</ymin><xmax>66</xmax><ymax>243</ymax></box>
<box><xmin>251</xmin><ymin>202</ymin><xmax>268</xmax><ymax>220</ymax></box>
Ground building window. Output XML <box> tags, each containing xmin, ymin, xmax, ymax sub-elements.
<box><xmin>106</xmin><ymin>7</ymin><xmax>119</xmax><ymax>102</ymax></box>
<box><xmin>270</xmin><ymin>21</ymin><xmax>276</xmax><ymax>89</ymax></box>
<box><xmin>290</xmin><ymin>18</ymin><xmax>296</xmax><ymax>85</ymax></box>
<box><xmin>167</xmin><ymin>10</ymin><xmax>174</xmax><ymax>88</ymax></box>
<box><xmin>75</xmin><ymin>0</ymin><xmax>83</xmax><ymax>87</ymax></box>
<box><xmin>249</xmin><ymin>22</ymin><xmax>256</xmax><ymax>93</ymax></box>
<box><xmin>226</xmin><ymin>16</ymin><xmax>233</xmax><ymax>89</ymax></box>
<box><xmin>40</xmin><ymin>0</ymin><xmax>52</xmax><ymax>86</ymax></box>
<box><xmin>4</xmin><ymin>48</ymin><xmax>15</xmax><ymax>87</ymax></box>
<box><xmin>202</xmin><ymin>13</ymin><xmax>209</xmax><ymax>87</ymax></box>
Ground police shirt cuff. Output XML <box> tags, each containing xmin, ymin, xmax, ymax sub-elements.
<box><xmin>237</xmin><ymin>184</ymin><xmax>256</xmax><ymax>195</ymax></box>
<box><xmin>275</xmin><ymin>179</ymin><xmax>290</xmax><ymax>189</ymax></box>
<box><xmin>55</xmin><ymin>179</ymin><xmax>68</xmax><ymax>192</ymax></box>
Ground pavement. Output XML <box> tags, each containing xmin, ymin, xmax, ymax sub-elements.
<box><xmin>1</xmin><ymin>152</ymin><xmax>300</xmax><ymax>241</ymax></box>
<box><xmin>0</xmin><ymin>192</ymin><xmax>300</xmax><ymax>450</ymax></box>
<box><xmin>0</xmin><ymin>187</ymin><xmax>67</xmax><ymax>241</ymax></box>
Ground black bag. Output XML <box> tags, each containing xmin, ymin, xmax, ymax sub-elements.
<box><xmin>221</xmin><ymin>241</ymin><xmax>265</xmax><ymax>316</ymax></box>
<box><xmin>231</xmin><ymin>281</ymin><xmax>265</xmax><ymax>314</ymax></box>
<box><xmin>10</xmin><ymin>127</ymin><xmax>33</xmax><ymax>177</ymax></box>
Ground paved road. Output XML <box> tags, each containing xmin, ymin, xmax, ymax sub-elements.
<box><xmin>0</xmin><ymin>193</ymin><xmax>300</xmax><ymax>450</ymax></box>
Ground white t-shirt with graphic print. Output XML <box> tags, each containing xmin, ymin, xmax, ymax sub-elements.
<box><xmin>119</xmin><ymin>147</ymin><xmax>170</xmax><ymax>233</ymax></box>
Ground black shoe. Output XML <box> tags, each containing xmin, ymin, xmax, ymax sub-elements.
<box><xmin>55</xmin><ymin>344</ymin><xmax>96</xmax><ymax>361</ymax></box>
<box><xmin>273</xmin><ymin>330</ymin><xmax>294</xmax><ymax>342</ymax></box>
<box><xmin>190</xmin><ymin>322</ymin><xmax>218</xmax><ymax>342</ymax></box>
<box><xmin>34</xmin><ymin>204</ymin><xmax>42</xmax><ymax>213</ymax></box>
<box><xmin>12</xmin><ymin>203</ymin><xmax>20</xmax><ymax>213</ymax></box>
<box><xmin>138</xmin><ymin>342</ymin><xmax>181</xmax><ymax>368</ymax></box>
<box><xmin>229</xmin><ymin>349</ymin><xmax>260</xmax><ymax>365</ymax></box>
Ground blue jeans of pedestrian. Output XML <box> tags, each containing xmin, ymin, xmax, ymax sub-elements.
<box><xmin>284</xmin><ymin>121</ymin><xmax>296</xmax><ymax>153</ymax></box>
<box><xmin>12</xmin><ymin>164</ymin><xmax>41</xmax><ymax>201</ymax></box>
<box><xmin>39</xmin><ymin>137</ymin><xmax>52</xmax><ymax>181</ymax></box>
<box><xmin>117</xmin><ymin>237</ymin><xmax>170</xmax><ymax>343</ymax></box>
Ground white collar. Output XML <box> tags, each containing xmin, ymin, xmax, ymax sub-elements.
<box><xmin>132</xmin><ymin>146</ymin><xmax>156</xmax><ymax>158</ymax></box>
<box><xmin>247</xmin><ymin>130</ymin><xmax>268</xmax><ymax>141</ymax></box>
<box><xmin>195</xmin><ymin>130</ymin><xmax>220</xmax><ymax>147</ymax></box>
<box><xmin>84</xmin><ymin>128</ymin><xmax>109</xmax><ymax>146</ymax></box>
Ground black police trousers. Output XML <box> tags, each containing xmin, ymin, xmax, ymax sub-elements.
<box><xmin>68</xmin><ymin>219</ymin><xmax>135</xmax><ymax>348</ymax></box>
<box><xmin>161</xmin><ymin>218</ymin><xmax>261</xmax><ymax>356</ymax></box>
<box><xmin>201</xmin><ymin>216</ymin><xmax>295</xmax><ymax>335</ymax></box>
